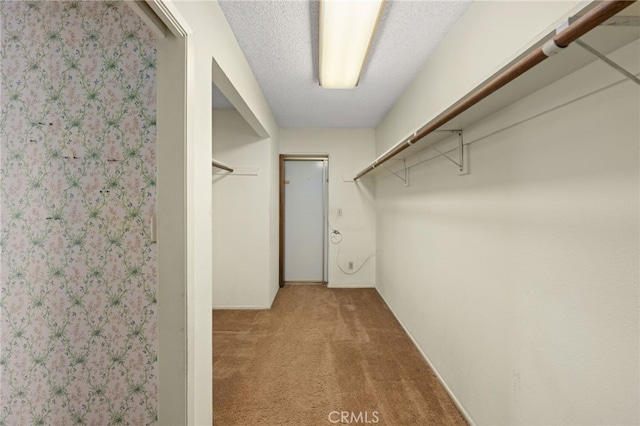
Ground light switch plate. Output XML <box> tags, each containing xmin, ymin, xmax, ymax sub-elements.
<box><xmin>151</xmin><ymin>215</ymin><xmax>157</xmax><ymax>243</ymax></box>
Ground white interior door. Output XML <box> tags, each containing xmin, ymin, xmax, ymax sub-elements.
<box><xmin>284</xmin><ymin>159</ymin><xmax>327</xmax><ymax>282</ymax></box>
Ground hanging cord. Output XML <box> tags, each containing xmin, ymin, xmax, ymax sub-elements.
<box><xmin>329</xmin><ymin>225</ymin><xmax>375</xmax><ymax>275</ymax></box>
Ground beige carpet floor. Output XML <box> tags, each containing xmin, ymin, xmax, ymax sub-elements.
<box><xmin>213</xmin><ymin>285</ymin><xmax>466</xmax><ymax>425</ymax></box>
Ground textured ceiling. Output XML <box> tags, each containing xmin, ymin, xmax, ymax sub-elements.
<box><xmin>216</xmin><ymin>0</ymin><xmax>472</xmax><ymax>128</ymax></box>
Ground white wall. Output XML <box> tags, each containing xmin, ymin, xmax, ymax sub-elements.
<box><xmin>212</xmin><ymin>109</ymin><xmax>278</xmax><ymax>308</ymax></box>
<box><xmin>268</xmin><ymin>119</ymin><xmax>280</xmax><ymax>304</ymax></box>
<box><xmin>280</xmin><ymin>129</ymin><xmax>376</xmax><ymax>288</ymax></box>
<box><xmin>375</xmin><ymin>38</ymin><xmax>639</xmax><ymax>425</ymax></box>
<box><xmin>163</xmin><ymin>1</ymin><xmax>279</xmax><ymax>423</ymax></box>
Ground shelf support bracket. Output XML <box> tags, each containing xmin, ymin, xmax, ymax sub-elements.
<box><xmin>431</xmin><ymin>131</ymin><xmax>469</xmax><ymax>175</ymax></box>
<box><xmin>458</xmin><ymin>131</ymin><xmax>469</xmax><ymax>176</ymax></box>
<box><xmin>383</xmin><ymin>159</ymin><xmax>409</xmax><ymax>187</ymax></box>
<box><xmin>574</xmin><ymin>39</ymin><xmax>640</xmax><ymax>86</ymax></box>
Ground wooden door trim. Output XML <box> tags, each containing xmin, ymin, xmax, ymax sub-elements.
<box><xmin>279</xmin><ymin>154</ymin><xmax>329</xmax><ymax>287</ymax></box>
<box><xmin>279</xmin><ymin>155</ymin><xmax>285</xmax><ymax>288</ymax></box>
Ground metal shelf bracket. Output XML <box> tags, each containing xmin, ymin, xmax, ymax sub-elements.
<box><xmin>383</xmin><ymin>159</ymin><xmax>409</xmax><ymax>187</ymax></box>
<box><xmin>431</xmin><ymin>131</ymin><xmax>469</xmax><ymax>175</ymax></box>
<box><xmin>574</xmin><ymin>39</ymin><xmax>640</xmax><ymax>86</ymax></box>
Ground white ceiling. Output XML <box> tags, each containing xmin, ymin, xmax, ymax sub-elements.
<box><xmin>213</xmin><ymin>0</ymin><xmax>472</xmax><ymax>128</ymax></box>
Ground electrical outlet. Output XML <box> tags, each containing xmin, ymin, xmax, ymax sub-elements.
<box><xmin>348</xmin><ymin>261</ymin><xmax>354</xmax><ymax>270</ymax></box>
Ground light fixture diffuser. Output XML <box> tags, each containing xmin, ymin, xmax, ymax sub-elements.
<box><xmin>319</xmin><ymin>0</ymin><xmax>385</xmax><ymax>89</ymax></box>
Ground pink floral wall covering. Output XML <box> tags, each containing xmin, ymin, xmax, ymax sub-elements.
<box><xmin>0</xmin><ymin>1</ymin><xmax>158</xmax><ymax>424</ymax></box>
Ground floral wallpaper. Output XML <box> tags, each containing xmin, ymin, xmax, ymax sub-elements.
<box><xmin>0</xmin><ymin>1</ymin><xmax>158</xmax><ymax>424</ymax></box>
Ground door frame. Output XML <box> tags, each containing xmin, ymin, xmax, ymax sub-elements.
<box><xmin>279</xmin><ymin>155</ymin><xmax>329</xmax><ymax>287</ymax></box>
<box><xmin>128</xmin><ymin>1</ymin><xmax>204</xmax><ymax>425</ymax></box>
<box><xmin>279</xmin><ymin>155</ymin><xmax>285</xmax><ymax>287</ymax></box>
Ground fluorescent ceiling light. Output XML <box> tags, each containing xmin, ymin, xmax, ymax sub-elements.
<box><xmin>319</xmin><ymin>0</ymin><xmax>385</xmax><ymax>89</ymax></box>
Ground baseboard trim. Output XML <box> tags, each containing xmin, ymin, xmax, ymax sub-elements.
<box><xmin>375</xmin><ymin>287</ymin><xmax>475</xmax><ymax>426</ymax></box>
<box><xmin>327</xmin><ymin>283</ymin><xmax>375</xmax><ymax>289</ymax></box>
<box><xmin>212</xmin><ymin>305</ymin><xmax>270</xmax><ymax>310</ymax></box>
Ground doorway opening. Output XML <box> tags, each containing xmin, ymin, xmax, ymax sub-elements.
<box><xmin>279</xmin><ymin>155</ymin><xmax>329</xmax><ymax>287</ymax></box>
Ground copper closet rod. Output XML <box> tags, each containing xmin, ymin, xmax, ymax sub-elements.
<box><xmin>354</xmin><ymin>0</ymin><xmax>636</xmax><ymax>181</ymax></box>
<box><xmin>212</xmin><ymin>159</ymin><xmax>234</xmax><ymax>173</ymax></box>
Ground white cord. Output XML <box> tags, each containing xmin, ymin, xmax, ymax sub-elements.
<box><xmin>329</xmin><ymin>225</ymin><xmax>375</xmax><ymax>275</ymax></box>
